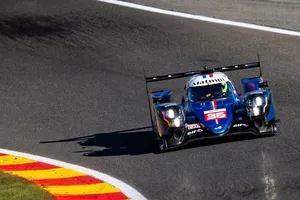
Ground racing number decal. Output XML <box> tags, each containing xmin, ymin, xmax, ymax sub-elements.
<box><xmin>204</xmin><ymin>108</ymin><xmax>227</xmax><ymax>121</ymax></box>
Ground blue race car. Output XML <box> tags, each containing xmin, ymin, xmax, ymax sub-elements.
<box><xmin>145</xmin><ymin>59</ymin><xmax>280</xmax><ymax>151</ymax></box>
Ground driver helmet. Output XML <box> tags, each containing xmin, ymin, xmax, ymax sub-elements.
<box><xmin>221</xmin><ymin>81</ymin><xmax>228</xmax><ymax>94</ymax></box>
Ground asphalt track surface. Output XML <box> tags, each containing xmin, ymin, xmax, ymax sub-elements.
<box><xmin>1</xmin><ymin>1</ymin><xmax>300</xmax><ymax>200</ymax></box>
<box><xmin>125</xmin><ymin>0</ymin><xmax>300</xmax><ymax>32</ymax></box>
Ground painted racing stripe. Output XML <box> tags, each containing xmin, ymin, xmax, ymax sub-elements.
<box><xmin>212</xmin><ymin>100</ymin><xmax>219</xmax><ymax>124</ymax></box>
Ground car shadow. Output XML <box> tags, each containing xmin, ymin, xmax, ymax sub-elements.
<box><xmin>170</xmin><ymin>133</ymin><xmax>274</xmax><ymax>152</ymax></box>
<box><xmin>40</xmin><ymin>126</ymin><xmax>158</xmax><ymax>156</ymax></box>
<box><xmin>40</xmin><ymin>127</ymin><xmax>274</xmax><ymax>157</ymax></box>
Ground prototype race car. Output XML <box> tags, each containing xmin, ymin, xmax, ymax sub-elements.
<box><xmin>145</xmin><ymin>58</ymin><xmax>280</xmax><ymax>151</ymax></box>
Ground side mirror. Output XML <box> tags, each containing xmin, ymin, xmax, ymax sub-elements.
<box><xmin>259</xmin><ymin>81</ymin><xmax>268</xmax><ymax>88</ymax></box>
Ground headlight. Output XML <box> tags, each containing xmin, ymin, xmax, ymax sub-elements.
<box><xmin>173</xmin><ymin>118</ymin><xmax>181</xmax><ymax>127</ymax></box>
<box><xmin>159</xmin><ymin>105</ymin><xmax>185</xmax><ymax>128</ymax></box>
<box><xmin>166</xmin><ymin>109</ymin><xmax>175</xmax><ymax>118</ymax></box>
<box><xmin>252</xmin><ymin>107</ymin><xmax>260</xmax><ymax>116</ymax></box>
<box><xmin>245</xmin><ymin>95</ymin><xmax>268</xmax><ymax>116</ymax></box>
<box><xmin>255</xmin><ymin>96</ymin><xmax>263</xmax><ymax>106</ymax></box>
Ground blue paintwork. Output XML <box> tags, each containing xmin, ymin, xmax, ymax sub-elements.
<box><xmin>152</xmin><ymin>90</ymin><xmax>172</xmax><ymax>104</ymax></box>
<box><xmin>241</xmin><ymin>77</ymin><xmax>263</xmax><ymax>93</ymax></box>
<box><xmin>189</xmin><ymin>99</ymin><xmax>235</xmax><ymax>134</ymax></box>
<box><xmin>152</xmin><ymin>76</ymin><xmax>277</xmax><ymax>136</ymax></box>
<box><xmin>266</xmin><ymin>92</ymin><xmax>276</xmax><ymax>121</ymax></box>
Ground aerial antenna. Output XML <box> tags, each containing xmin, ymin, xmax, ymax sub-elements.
<box><xmin>204</xmin><ymin>64</ymin><xmax>208</xmax><ymax>70</ymax></box>
<box><xmin>257</xmin><ymin>53</ymin><xmax>262</xmax><ymax>76</ymax></box>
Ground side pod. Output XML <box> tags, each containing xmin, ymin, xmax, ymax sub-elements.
<box><xmin>241</xmin><ymin>77</ymin><xmax>264</xmax><ymax>93</ymax></box>
<box><xmin>151</xmin><ymin>90</ymin><xmax>172</xmax><ymax>104</ymax></box>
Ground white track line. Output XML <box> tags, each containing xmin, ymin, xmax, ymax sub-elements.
<box><xmin>0</xmin><ymin>148</ymin><xmax>147</xmax><ymax>200</ymax></box>
<box><xmin>98</xmin><ymin>0</ymin><xmax>300</xmax><ymax>37</ymax></box>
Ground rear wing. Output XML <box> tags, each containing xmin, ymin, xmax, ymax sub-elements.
<box><xmin>146</xmin><ymin>61</ymin><xmax>262</xmax><ymax>83</ymax></box>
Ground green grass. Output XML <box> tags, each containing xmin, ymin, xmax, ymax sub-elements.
<box><xmin>0</xmin><ymin>170</ymin><xmax>55</xmax><ymax>200</ymax></box>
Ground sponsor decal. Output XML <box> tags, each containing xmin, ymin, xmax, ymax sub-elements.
<box><xmin>187</xmin><ymin>129</ymin><xmax>203</xmax><ymax>136</ymax></box>
<box><xmin>233</xmin><ymin>123</ymin><xmax>249</xmax><ymax>128</ymax></box>
<box><xmin>187</xmin><ymin>130</ymin><xmax>197</xmax><ymax>135</ymax></box>
<box><xmin>214</xmin><ymin>126</ymin><xmax>222</xmax><ymax>130</ymax></box>
<box><xmin>186</xmin><ymin>123</ymin><xmax>201</xmax><ymax>130</ymax></box>
<box><xmin>204</xmin><ymin>108</ymin><xmax>227</xmax><ymax>121</ymax></box>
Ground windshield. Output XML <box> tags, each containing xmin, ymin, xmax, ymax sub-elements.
<box><xmin>188</xmin><ymin>82</ymin><xmax>234</xmax><ymax>102</ymax></box>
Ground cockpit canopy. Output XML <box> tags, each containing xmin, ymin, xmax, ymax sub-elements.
<box><xmin>188</xmin><ymin>81</ymin><xmax>235</xmax><ymax>102</ymax></box>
